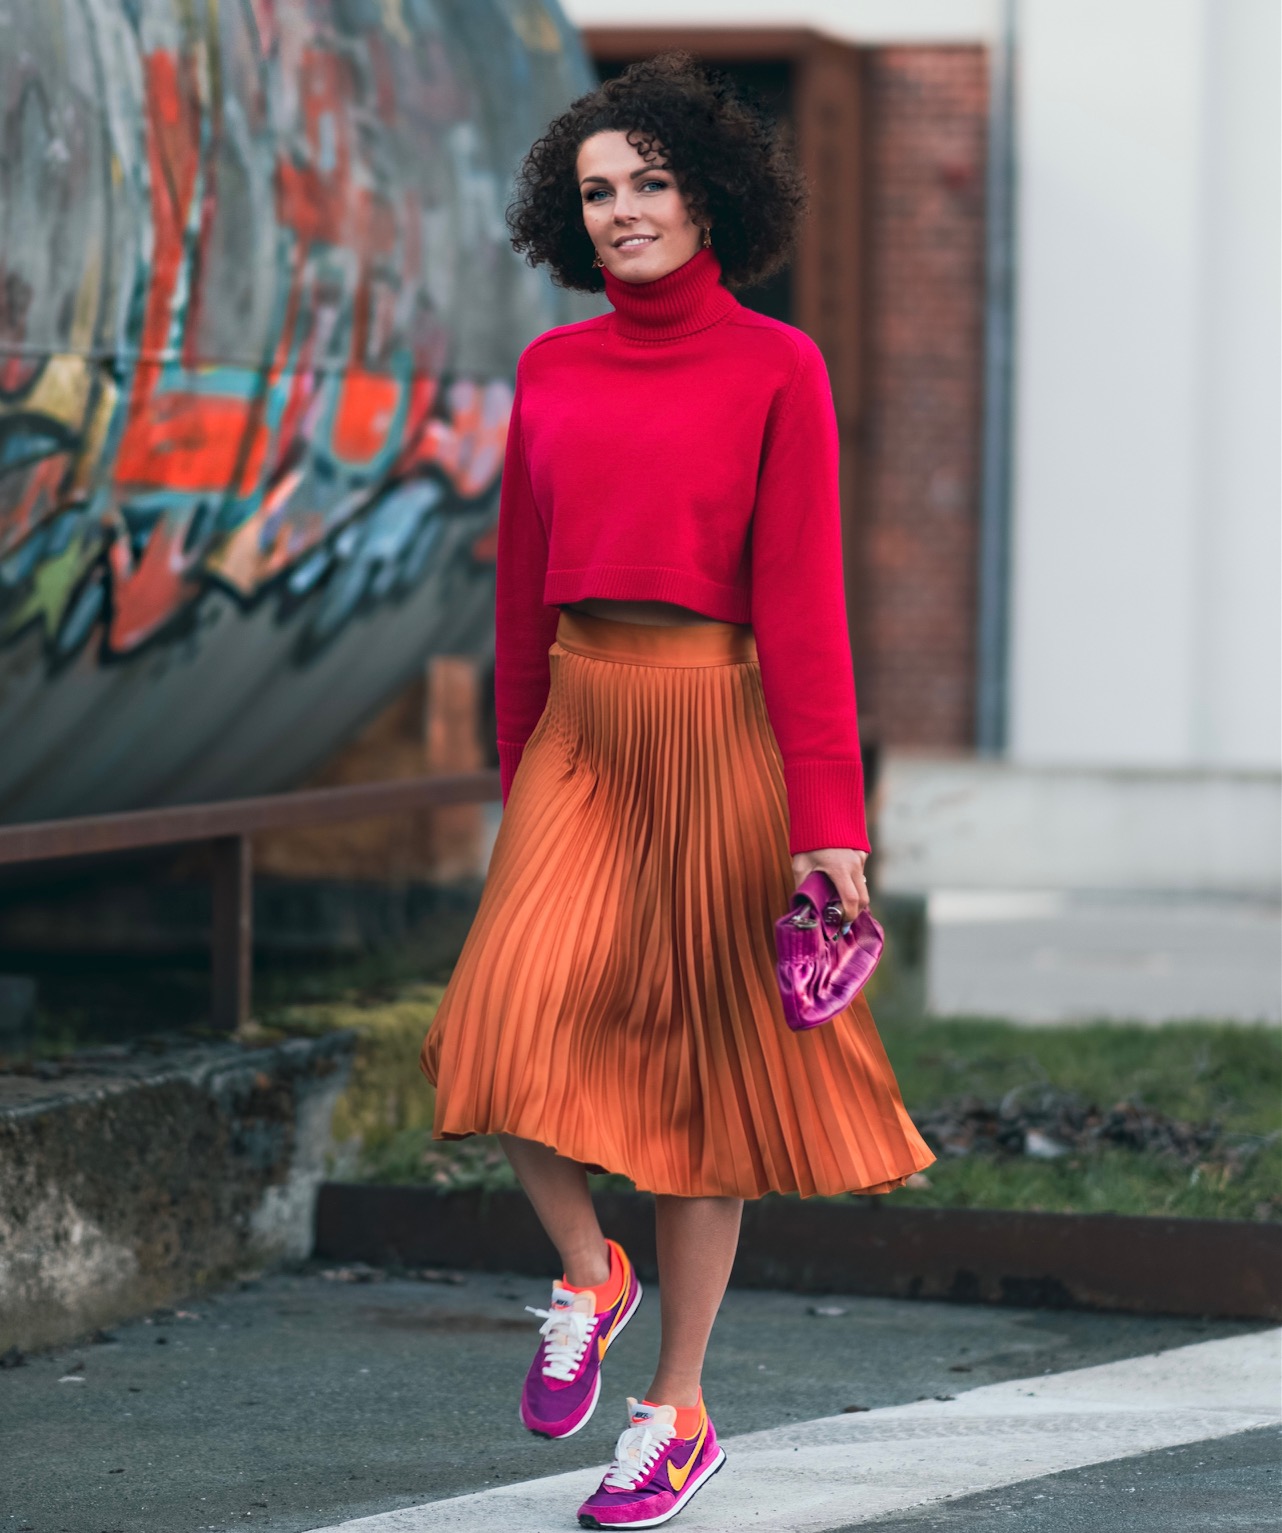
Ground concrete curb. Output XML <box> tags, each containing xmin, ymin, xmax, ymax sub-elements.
<box><xmin>1</xmin><ymin>1032</ymin><xmax>356</xmax><ymax>1351</ymax></box>
<box><xmin>315</xmin><ymin>1183</ymin><xmax>1282</xmax><ymax>1320</ymax></box>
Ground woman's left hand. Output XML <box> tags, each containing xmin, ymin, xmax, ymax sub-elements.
<box><xmin>791</xmin><ymin>847</ymin><xmax>870</xmax><ymax>926</ymax></box>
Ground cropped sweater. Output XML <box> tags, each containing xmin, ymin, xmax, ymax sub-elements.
<box><xmin>494</xmin><ymin>246</ymin><xmax>869</xmax><ymax>855</ymax></box>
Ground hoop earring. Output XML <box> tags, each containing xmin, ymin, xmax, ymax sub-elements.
<box><xmin>592</xmin><ymin>250</ymin><xmax>605</xmax><ymax>269</ymax></box>
<box><xmin>701</xmin><ymin>226</ymin><xmax>712</xmax><ymax>249</ymax></box>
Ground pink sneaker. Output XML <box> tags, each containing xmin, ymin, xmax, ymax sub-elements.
<box><xmin>519</xmin><ymin>1238</ymin><xmax>642</xmax><ymax>1440</ymax></box>
<box><xmin>576</xmin><ymin>1396</ymin><xmax>726</xmax><ymax>1528</ymax></box>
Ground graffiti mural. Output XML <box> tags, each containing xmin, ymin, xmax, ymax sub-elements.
<box><xmin>0</xmin><ymin>0</ymin><xmax>595</xmax><ymax>821</ymax></box>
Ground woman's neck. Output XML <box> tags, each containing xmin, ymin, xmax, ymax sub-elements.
<box><xmin>602</xmin><ymin>247</ymin><xmax>738</xmax><ymax>342</ymax></box>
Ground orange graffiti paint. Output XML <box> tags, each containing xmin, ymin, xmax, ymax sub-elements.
<box><xmin>333</xmin><ymin>371</ymin><xmax>401</xmax><ymax>464</ymax></box>
<box><xmin>107</xmin><ymin>518</ymin><xmax>199</xmax><ymax>652</ymax></box>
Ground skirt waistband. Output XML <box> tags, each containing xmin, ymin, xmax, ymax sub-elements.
<box><xmin>554</xmin><ymin>607</ymin><xmax>758</xmax><ymax>667</ymax></box>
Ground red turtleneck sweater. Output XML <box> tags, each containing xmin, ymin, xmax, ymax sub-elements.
<box><xmin>494</xmin><ymin>248</ymin><xmax>869</xmax><ymax>854</ymax></box>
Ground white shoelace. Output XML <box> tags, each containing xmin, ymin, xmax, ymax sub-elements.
<box><xmin>603</xmin><ymin>1418</ymin><xmax>676</xmax><ymax>1490</ymax></box>
<box><xmin>525</xmin><ymin>1303</ymin><xmax>599</xmax><ymax>1382</ymax></box>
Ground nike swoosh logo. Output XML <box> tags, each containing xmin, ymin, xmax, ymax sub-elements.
<box><xmin>597</xmin><ymin>1259</ymin><xmax>635</xmax><ymax>1359</ymax></box>
<box><xmin>667</xmin><ymin>1416</ymin><xmax>708</xmax><ymax>1494</ymax></box>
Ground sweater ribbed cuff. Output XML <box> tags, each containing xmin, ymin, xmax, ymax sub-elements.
<box><xmin>497</xmin><ymin>740</ymin><xmax>525</xmax><ymax>806</ymax></box>
<box><xmin>783</xmin><ymin>759</ymin><xmax>870</xmax><ymax>856</ymax></box>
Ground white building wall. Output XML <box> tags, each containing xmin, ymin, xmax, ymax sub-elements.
<box><xmin>1191</xmin><ymin>0</ymin><xmax>1282</xmax><ymax>767</ymax></box>
<box><xmin>1009</xmin><ymin>0</ymin><xmax>1205</xmax><ymax>767</ymax></box>
<box><xmin>1008</xmin><ymin>0</ymin><xmax>1280</xmax><ymax>773</ymax></box>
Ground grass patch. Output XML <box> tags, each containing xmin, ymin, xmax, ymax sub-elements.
<box><xmin>878</xmin><ymin>1143</ymin><xmax>1279</xmax><ymax>1221</ymax></box>
<box><xmin>875</xmin><ymin>1017</ymin><xmax>1280</xmax><ymax>1221</ymax></box>
<box><xmin>882</xmin><ymin>1017</ymin><xmax>1280</xmax><ymax>1135</ymax></box>
<box><xmin>265</xmin><ymin>978</ymin><xmax>1281</xmax><ymax>1222</ymax></box>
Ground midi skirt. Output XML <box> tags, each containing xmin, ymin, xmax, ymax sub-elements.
<box><xmin>419</xmin><ymin>608</ymin><xmax>935</xmax><ymax>1200</ymax></box>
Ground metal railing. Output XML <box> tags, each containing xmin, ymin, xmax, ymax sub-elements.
<box><xmin>0</xmin><ymin>771</ymin><xmax>501</xmax><ymax>1030</ymax></box>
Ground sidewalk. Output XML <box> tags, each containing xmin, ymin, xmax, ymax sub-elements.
<box><xmin>2</xmin><ymin>1264</ymin><xmax>1275</xmax><ymax>1533</ymax></box>
<box><xmin>926</xmin><ymin>890</ymin><xmax>1282</xmax><ymax>1024</ymax></box>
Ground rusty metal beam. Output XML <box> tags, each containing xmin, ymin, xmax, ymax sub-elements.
<box><xmin>0</xmin><ymin>771</ymin><xmax>501</xmax><ymax>869</ymax></box>
<box><xmin>0</xmin><ymin>770</ymin><xmax>501</xmax><ymax>1035</ymax></box>
<box><xmin>314</xmin><ymin>1184</ymin><xmax>1282</xmax><ymax>1321</ymax></box>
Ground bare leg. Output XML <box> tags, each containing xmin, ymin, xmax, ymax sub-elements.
<box><xmin>499</xmin><ymin>1133</ymin><xmax>611</xmax><ymax>1289</ymax></box>
<box><xmin>646</xmin><ymin>1194</ymin><xmax>743</xmax><ymax>1408</ymax></box>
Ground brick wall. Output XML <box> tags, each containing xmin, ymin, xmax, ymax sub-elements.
<box><xmin>854</xmin><ymin>47</ymin><xmax>988</xmax><ymax>751</ymax></box>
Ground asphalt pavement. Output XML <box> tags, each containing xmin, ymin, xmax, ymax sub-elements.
<box><xmin>2</xmin><ymin>1263</ymin><xmax>1276</xmax><ymax>1533</ymax></box>
<box><xmin>829</xmin><ymin>1427</ymin><xmax>1280</xmax><ymax>1532</ymax></box>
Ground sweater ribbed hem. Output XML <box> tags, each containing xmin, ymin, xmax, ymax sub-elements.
<box><xmin>544</xmin><ymin>565</ymin><xmax>750</xmax><ymax>622</ymax></box>
<box><xmin>784</xmin><ymin>759</ymin><xmax>870</xmax><ymax>855</ymax></box>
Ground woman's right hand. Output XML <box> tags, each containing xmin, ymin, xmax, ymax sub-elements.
<box><xmin>791</xmin><ymin>846</ymin><xmax>870</xmax><ymax>926</ymax></box>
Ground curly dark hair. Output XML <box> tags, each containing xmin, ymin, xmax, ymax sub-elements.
<box><xmin>507</xmin><ymin>51</ymin><xmax>808</xmax><ymax>293</ymax></box>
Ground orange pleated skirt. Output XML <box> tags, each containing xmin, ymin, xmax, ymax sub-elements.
<box><xmin>419</xmin><ymin>608</ymin><xmax>935</xmax><ymax>1200</ymax></box>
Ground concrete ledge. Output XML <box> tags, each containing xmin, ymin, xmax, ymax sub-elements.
<box><xmin>316</xmin><ymin>1184</ymin><xmax>1282</xmax><ymax>1321</ymax></box>
<box><xmin>0</xmin><ymin>1032</ymin><xmax>354</xmax><ymax>1351</ymax></box>
<box><xmin>878</xmin><ymin>757</ymin><xmax>1282</xmax><ymax>895</ymax></box>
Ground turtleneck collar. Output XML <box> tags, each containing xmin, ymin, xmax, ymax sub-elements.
<box><xmin>602</xmin><ymin>246</ymin><xmax>738</xmax><ymax>343</ymax></box>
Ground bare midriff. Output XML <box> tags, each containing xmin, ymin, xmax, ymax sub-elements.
<box><xmin>560</xmin><ymin>598</ymin><xmax>725</xmax><ymax>627</ymax></box>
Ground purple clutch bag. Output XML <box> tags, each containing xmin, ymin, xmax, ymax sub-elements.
<box><xmin>774</xmin><ymin>869</ymin><xmax>885</xmax><ymax>1031</ymax></box>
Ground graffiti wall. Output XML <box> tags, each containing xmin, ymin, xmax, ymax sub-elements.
<box><xmin>0</xmin><ymin>0</ymin><xmax>595</xmax><ymax>821</ymax></box>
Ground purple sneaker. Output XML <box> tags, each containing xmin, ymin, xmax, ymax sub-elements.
<box><xmin>576</xmin><ymin>1396</ymin><xmax>726</xmax><ymax>1529</ymax></box>
<box><xmin>520</xmin><ymin>1238</ymin><xmax>642</xmax><ymax>1440</ymax></box>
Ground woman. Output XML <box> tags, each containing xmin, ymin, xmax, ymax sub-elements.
<box><xmin>421</xmin><ymin>52</ymin><xmax>934</xmax><ymax>1530</ymax></box>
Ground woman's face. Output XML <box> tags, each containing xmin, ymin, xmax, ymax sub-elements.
<box><xmin>576</xmin><ymin>130</ymin><xmax>704</xmax><ymax>284</ymax></box>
